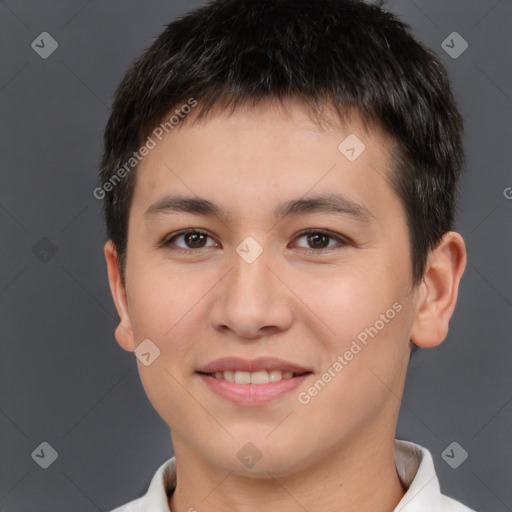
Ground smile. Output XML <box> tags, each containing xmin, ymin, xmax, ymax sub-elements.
<box><xmin>197</xmin><ymin>371</ymin><xmax>313</xmax><ymax>406</ymax></box>
<box><xmin>207</xmin><ymin>369</ymin><xmax>303</xmax><ymax>384</ymax></box>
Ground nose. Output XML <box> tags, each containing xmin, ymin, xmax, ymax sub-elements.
<box><xmin>208</xmin><ymin>243</ymin><xmax>294</xmax><ymax>341</ymax></box>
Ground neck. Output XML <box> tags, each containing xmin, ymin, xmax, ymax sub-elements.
<box><xmin>168</xmin><ymin>431</ymin><xmax>406</xmax><ymax>512</ymax></box>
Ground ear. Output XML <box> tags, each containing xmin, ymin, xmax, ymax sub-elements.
<box><xmin>104</xmin><ymin>240</ymin><xmax>136</xmax><ymax>352</ymax></box>
<box><xmin>410</xmin><ymin>231</ymin><xmax>467</xmax><ymax>348</ymax></box>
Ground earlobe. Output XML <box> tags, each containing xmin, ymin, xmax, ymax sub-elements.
<box><xmin>104</xmin><ymin>240</ymin><xmax>136</xmax><ymax>352</ymax></box>
<box><xmin>410</xmin><ymin>232</ymin><xmax>467</xmax><ymax>349</ymax></box>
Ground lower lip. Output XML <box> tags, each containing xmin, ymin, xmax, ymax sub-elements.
<box><xmin>197</xmin><ymin>373</ymin><xmax>312</xmax><ymax>406</ymax></box>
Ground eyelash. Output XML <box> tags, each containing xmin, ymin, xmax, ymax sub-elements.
<box><xmin>160</xmin><ymin>228</ymin><xmax>350</xmax><ymax>255</ymax></box>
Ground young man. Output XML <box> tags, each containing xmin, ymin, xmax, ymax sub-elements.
<box><xmin>99</xmin><ymin>0</ymin><xmax>475</xmax><ymax>510</ymax></box>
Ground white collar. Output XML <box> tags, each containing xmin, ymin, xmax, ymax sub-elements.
<box><xmin>111</xmin><ymin>439</ymin><xmax>476</xmax><ymax>511</ymax></box>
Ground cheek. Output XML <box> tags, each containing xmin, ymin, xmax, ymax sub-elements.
<box><xmin>125</xmin><ymin>264</ymin><xmax>218</xmax><ymax>382</ymax></box>
<box><xmin>127</xmin><ymin>268</ymin><xmax>202</xmax><ymax>424</ymax></box>
<box><xmin>309</xmin><ymin>268</ymin><xmax>393</xmax><ymax>345</ymax></box>
<box><xmin>308</xmin><ymin>263</ymin><xmax>409</xmax><ymax>396</ymax></box>
<box><xmin>297</xmin><ymin>302</ymin><xmax>410</xmax><ymax>439</ymax></box>
<box><xmin>126</xmin><ymin>264</ymin><xmax>199</xmax><ymax>338</ymax></box>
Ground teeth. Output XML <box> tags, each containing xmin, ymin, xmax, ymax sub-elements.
<box><xmin>234</xmin><ymin>371</ymin><xmax>251</xmax><ymax>384</ymax></box>
<box><xmin>223</xmin><ymin>370</ymin><xmax>235</xmax><ymax>382</ymax></box>
<box><xmin>269</xmin><ymin>370</ymin><xmax>283</xmax><ymax>382</ymax></box>
<box><xmin>212</xmin><ymin>369</ymin><xmax>296</xmax><ymax>384</ymax></box>
<box><xmin>250</xmin><ymin>370</ymin><xmax>269</xmax><ymax>384</ymax></box>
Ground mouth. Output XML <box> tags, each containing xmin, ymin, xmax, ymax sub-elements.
<box><xmin>195</xmin><ymin>357</ymin><xmax>314</xmax><ymax>406</ymax></box>
<box><xmin>197</xmin><ymin>369</ymin><xmax>311</xmax><ymax>384</ymax></box>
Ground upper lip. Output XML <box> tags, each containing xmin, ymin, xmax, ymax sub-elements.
<box><xmin>196</xmin><ymin>356</ymin><xmax>313</xmax><ymax>374</ymax></box>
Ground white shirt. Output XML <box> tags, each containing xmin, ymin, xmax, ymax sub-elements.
<box><xmin>109</xmin><ymin>439</ymin><xmax>477</xmax><ymax>511</ymax></box>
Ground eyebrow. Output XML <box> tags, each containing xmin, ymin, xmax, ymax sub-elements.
<box><xmin>143</xmin><ymin>192</ymin><xmax>375</xmax><ymax>223</ymax></box>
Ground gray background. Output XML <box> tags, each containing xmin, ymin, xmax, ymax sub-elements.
<box><xmin>1</xmin><ymin>0</ymin><xmax>511</xmax><ymax>510</ymax></box>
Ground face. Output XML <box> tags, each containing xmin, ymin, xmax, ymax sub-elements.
<box><xmin>107</xmin><ymin>100</ymin><xmax>423</xmax><ymax>477</ymax></box>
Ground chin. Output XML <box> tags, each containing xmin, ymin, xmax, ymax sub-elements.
<box><xmin>208</xmin><ymin>439</ymin><xmax>312</xmax><ymax>479</ymax></box>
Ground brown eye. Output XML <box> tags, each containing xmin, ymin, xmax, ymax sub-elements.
<box><xmin>306</xmin><ymin>232</ymin><xmax>330</xmax><ymax>249</ymax></box>
<box><xmin>293</xmin><ymin>230</ymin><xmax>348</xmax><ymax>253</ymax></box>
<box><xmin>163</xmin><ymin>230</ymin><xmax>218</xmax><ymax>251</ymax></box>
<box><xmin>183</xmin><ymin>232</ymin><xmax>207</xmax><ymax>248</ymax></box>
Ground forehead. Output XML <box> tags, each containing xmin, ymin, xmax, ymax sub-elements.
<box><xmin>131</xmin><ymin>100</ymin><xmax>400</xmax><ymax>226</ymax></box>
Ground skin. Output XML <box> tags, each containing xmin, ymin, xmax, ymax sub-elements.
<box><xmin>104</xmin><ymin>99</ymin><xmax>467</xmax><ymax>512</ymax></box>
